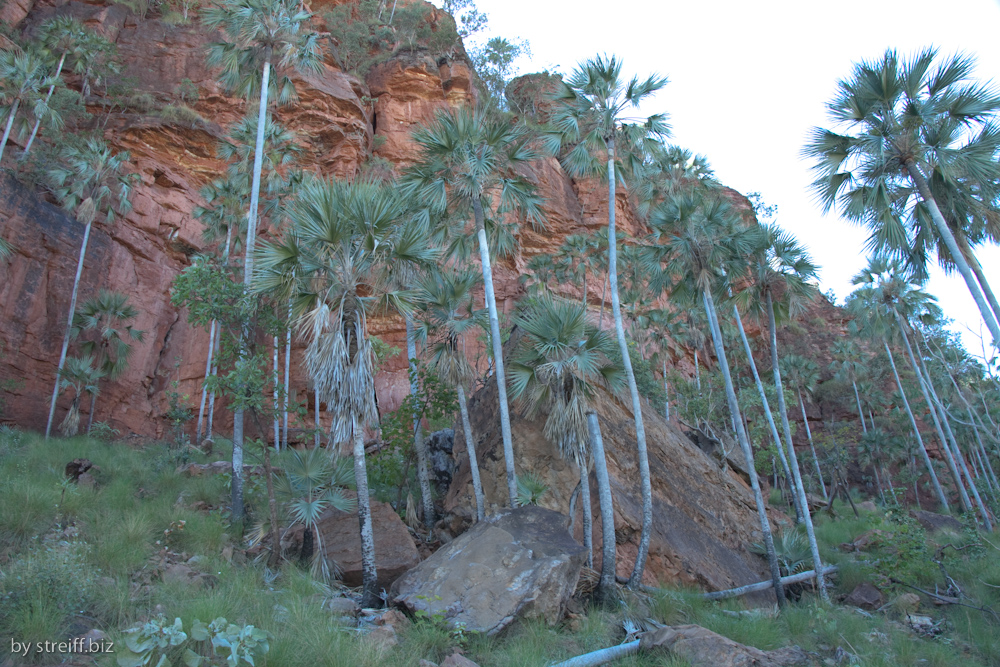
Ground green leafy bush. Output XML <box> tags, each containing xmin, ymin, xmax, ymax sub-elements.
<box><xmin>117</xmin><ymin>615</ymin><xmax>271</xmax><ymax>667</ymax></box>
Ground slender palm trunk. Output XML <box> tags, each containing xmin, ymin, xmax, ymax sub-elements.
<box><xmin>21</xmin><ymin>53</ymin><xmax>65</xmax><ymax>159</ymax></box>
<box><xmin>457</xmin><ymin>383</ymin><xmax>485</xmax><ymax>522</ymax></box>
<box><xmin>604</xmin><ymin>137</ymin><xmax>652</xmax><ymax>588</ymax></box>
<box><xmin>798</xmin><ymin>390</ymin><xmax>827</xmax><ymax>501</ymax></box>
<box><xmin>46</xmin><ymin>221</ymin><xmax>92</xmax><ymax>439</ymax></box>
<box><xmin>272</xmin><ymin>336</ymin><xmax>280</xmax><ymax>449</ymax></box>
<box><xmin>205</xmin><ymin>227</ymin><xmax>233</xmax><ymax>445</ymax></box>
<box><xmin>231</xmin><ymin>58</ymin><xmax>271</xmax><ymax>522</ymax></box>
<box><xmin>873</xmin><ymin>464</ymin><xmax>887</xmax><ymax>504</ymax></box>
<box><xmin>263</xmin><ymin>438</ymin><xmax>281</xmax><ymax>568</ymax></box>
<box><xmin>766</xmin><ymin>290</ymin><xmax>827</xmax><ymax>599</ymax></box>
<box><xmin>956</xmin><ymin>232</ymin><xmax>1000</xmax><ymax>336</ymax></box>
<box><xmin>578</xmin><ymin>453</ymin><xmax>593</xmax><ymax>569</ymax></box>
<box><xmin>853</xmin><ymin>381</ymin><xmax>867</xmax><ymax>435</ymax></box>
<box><xmin>86</xmin><ymin>390</ymin><xmax>97</xmax><ymax>434</ymax></box>
<box><xmin>473</xmin><ymin>197</ymin><xmax>517</xmax><ymax>506</ymax></box>
<box><xmin>906</xmin><ymin>161</ymin><xmax>1000</xmax><ymax>346</ymax></box>
<box><xmin>884</xmin><ymin>339</ymin><xmax>950</xmax><ymax>511</ymax></box>
<box><xmin>196</xmin><ymin>320</ymin><xmax>217</xmax><ymax>444</ymax></box>
<box><xmin>0</xmin><ymin>98</ymin><xmax>21</xmax><ymax>163</ymax></box>
<box><xmin>704</xmin><ymin>291</ymin><xmax>784</xmax><ymax>606</ymax></box>
<box><xmin>283</xmin><ymin>300</ymin><xmax>291</xmax><ymax>448</ymax></box>
<box><xmin>597</xmin><ymin>273</ymin><xmax>608</xmax><ymax>330</ymax></box>
<box><xmin>407</xmin><ymin>315</ymin><xmax>434</xmax><ymax>531</ymax></box>
<box><xmin>734</xmin><ymin>305</ymin><xmax>802</xmax><ymax>523</ymax></box>
<box><xmin>353</xmin><ymin>413</ymin><xmax>379</xmax><ymax>607</ymax></box>
<box><xmin>314</xmin><ymin>389</ymin><xmax>321</xmax><ymax>448</ymax></box>
<box><xmin>662</xmin><ymin>359</ymin><xmax>670</xmax><ymax>422</ymax></box>
<box><xmin>587</xmin><ymin>411</ymin><xmax>616</xmax><ymax>601</ymax></box>
<box><xmin>895</xmin><ymin>312</ymin><xmax>971</xmax><ymax>512</ymax></box>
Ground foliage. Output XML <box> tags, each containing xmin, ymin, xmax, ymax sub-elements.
<box><xmin>89</xmin><ymin>421</ymin><xmax>120</xmax><ymax>441</ymax></box>
<box><xmin>469</xmin><ymin>36</ymin><xmax>529</xmax><ymax>109</ymax></box>
<box><xmin>116</xmin><ymin>615</ymin><xmax>271</xmax><ymax>667</ymax></box>
<box><xmin>515</xmin><ymin>471</ymin><xmax>548</xmax><ymax>506</ymax></box>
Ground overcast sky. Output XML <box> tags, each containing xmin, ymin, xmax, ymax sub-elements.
<box><xmin>442</xmin><ymin>0</ymin><xmax>1000</xmax><ymax>359</ymax></box>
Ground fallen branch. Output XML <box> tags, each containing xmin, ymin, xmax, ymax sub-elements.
<box><xmin>702</xmin><ymin>566</ymin><xmax>839</xmax><ymax>601</ymax></box>
<box><xmin>890</xmin><ymin>577</ymin><xmax>1000</xmax><ymax>623</ymax></box>
<box><xmin>548</xmin><ymin>640</ymin><xmax>641</xmax><ymax>667</ymax></box>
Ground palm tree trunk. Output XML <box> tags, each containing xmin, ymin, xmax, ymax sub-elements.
<box><xmin>578</xmin><ymin>453</ymin><xmax>593</xmax><ymax>569</ymax></box>
<box><xmin>873</xmin><ymin>464</ymin><xmax>886</xmax><ymax>504</ymax></box>
<box><xmin>905</xmin><ymin>160</ymin><xmax>1000</xmax><ymax>346</ymax></box>
<box><xmin>473</xmin><ymin>196</ymin><xmax>518</xmax><ymax>507</ymax></box>
<box><xmin>457</xmin><ymin>383</ymin><xmax>485</xmax><ymax>522</ymax></box>
<box><xmin>196</xmin><ymin>319</ymin><xmax>217</xmax><ymax>445</ymax></box>
<box><xmin>21</xmin><ymin>53</ymin><xmax>65</xmax><ymax>159</ymax></box>
<box><xmin>766</xmin><ymin>290</ymin><xmax>827</xmax><ymax>600</ymax></box>
<box><xmin>597</xmin><ymin>273</ymin><xmax>608</xmax><ymax>330</ymax></box>
<box><xmin>956</xmin><ymin>231</ymin><xmax>1000</xmax><ymax>335</ymax></box>
<box><xmin>662</xmin><ymin>359</ymin><xmax>670</xmax><ymax>422</ymax></box>
<box><xmin>895</xmin><ymin>311</ymin><xmax>972</xmax><ymax>512</ymax></box>
<box><xmin>0</xmin><ymin>98</ymin><xmax>21</xmax><ymax>163</ymax></box>
<box><xmin>798</xmin><ymin>390</ymin><xmax>827</xmax><ymax>501</ymax></box>
<box><xmin>263</xmin><ymin>437</ymin><xmax>281</xmax><ymax>568</ymax></box>
<box><xmin>407</xmin><ymin>315</ymin><xmax>434</xmax><ymax>532</ymax></box>
<box><xmin>853</xmin><ymin>381</ymin><xmax>867</xmax><ymax>435</ymax></box>
<box><xmin>606</xmin><ymin>137</ymin><xmax>653</xmax><ymax>589</ymax></box>
<box><xmin>734</xmin><ymin>305</ymin><xmax>803</xmax><ymax>523</ymax></box>
<box><xmin>86</xmin><ymin>390</ymin><xmax>96</xmax><ymax>435</ymax></box>
<box><xmin>283</xmin><ymin>301</ymin><xmax>291</xmax><ymax>449</ymax></box>
<box><xmin>883</xmin><ymin>339</ymin><xmax>950</xmax><ymax>511</ymax></box>
<box><xmin>314</xmin><ymin>389</ymin><xmax>321</xmax><ymax>448</ymax></box>
<box><xmin>587</xmin><ymin>411</ymin><xmax>616</xmax><ymax>601</ymax></box>
<box><xmin>273</xmin><ymin>336</ymin><xmax>281</xmax><ymax>449</ymax></box>
<box><xmin>46</xmin><ymin>221</ymin><xmax>92</xmax><ymax>439</ymax></box>
<box><xmin>205</xmin><ymin>227</ymin><xmax>233</xmax><ymax>444</ymax></box>
<box><xmin>704</xmin><ymin>290</ymin><xmax>784</xmax><ymax>608</ymax></box>
<box><xmin>353</xmin><ymin>413</ymin><xmax>379</xmax><ymax>607</ymax></box>
<box><xmin>232</xmin><ymin>58</ymin><xmax>271</xmax><ymax>522</ymax></box>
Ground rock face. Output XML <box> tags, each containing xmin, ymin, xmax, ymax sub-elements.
<box><xmin>390</xmin><ymin>506</ymin><xmax>586</xmax><ymax>635</ymax></box>
<box><xmin>445</xmin><ymin>355</ymin><xmax>776</xmax><ymax>591</ymax></box>
<box><xmin>316</xmin><ymin>500</ymin><xmax>420</xmax><ymax>590</ymax></box>
<box><xmin>426</xmin><ymin>428</ymin><xmax>455</xmax><ymax>497</ymax></box>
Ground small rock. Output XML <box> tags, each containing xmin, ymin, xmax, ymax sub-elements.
<box><xmin>843</xmin><ymin>582</ymin><xmax>884</xmax><ymax>610</ymax></box>
<box><xmin>221</xmin><ymin>545</ymin><xmax>234</xmax><ymax>562</ymax></box>
<box><xmin>440</xmin><ymin>654</ymin><xmax>479</xmax><ymax>667</ymax></box>
<box><xmin>376</xmin><ymin>608</ymin><xmax>411</xmax><ymax>631</ymax></box>
<box><xmin>892</xmin><ymin>593</ymin><xmax>921</xmax><ymax>614</ymax></box>
<box><xmin>906</xmin><ymin>613</ymin><xmax>942</xmax><ymax>637</ymax></box>
<box><xmin>910</xmin><ymin>510</ymin><xmax>962</xmax><ymax>535</ymax></box>
<box><xmin>65</xmin><ymin>458</ymin><xmax>93</xmax><ymax>481</ymax></box>
<box><xmin>857</xmin><ymin>501</ymin><xmax>878</xmax><ymax>512</ymax></box>
<box><xmin>323</xmin><ymin>596</ymin><xmax>359</xmax><ymax>617</ymax></box>
<box><xmin>418</xmin><ymin>661</ymin><xmax>438</xmax><ymax>667</ymax></box>
<box><xmin>77</xmin><ymin>472</ymin><xmax>96</xmax><ymax>489</ymax></box>
<box><xmin>365</xmin><ymin>624</ymin><xmax>398</xmax><ymax>649</ymax></box>
<box><xmin>186</xmin><ymin>555</ymin><xmax>203</xmax><ymax>565</ymax></box>
<box><xmin>73</xmin><ymin>629</ymin><xmax>107</xmax><ymax>653</ymax></box>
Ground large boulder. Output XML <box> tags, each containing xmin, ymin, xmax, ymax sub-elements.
<box><xmin>640</xmin><ymin>625</ymin><xmax>811</xmax><ymax>667</ymax></box>
<box><xmin>910</xmin><ymin>510</ymin><xmax>962</xmax><ymax>534</ymax></box>
<box><xmin>390</xmin><ymin>506</ymin><xmax>585</xmax><ymax>635</ymax></box>
<box><xmin>317</xmin><ymin>500</ymin><xmax>420</xmax><ymax>590</ymax></box>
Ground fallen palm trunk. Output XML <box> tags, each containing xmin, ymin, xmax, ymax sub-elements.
<box><xmin>549</xmin><ymin>640</ymin><xmax>641</xmax><ymax>667</ymax></box>
<box><xmin>702</xmin><ymin>565</ymin><xmax>838</xmax><ymax>601</ymax></box>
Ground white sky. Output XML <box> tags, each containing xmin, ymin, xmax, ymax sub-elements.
<box><xmin>447</xmin><ymin>0</ymin><xmax>1000</xmax><ymax>359</ymax></box>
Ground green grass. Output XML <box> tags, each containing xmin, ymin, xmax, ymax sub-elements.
<box><xmin>2</xmin><ymin>429</ymin><xmax>1000</xmax><ymax>666</ymax></box>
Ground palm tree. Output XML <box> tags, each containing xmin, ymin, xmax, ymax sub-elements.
<box><xmin>507</xmin><ymin>294</ymin><xmax>622</xmax><ymax>597</ymax></box>
<box><xmin>404</xmin><ymin>105</ymin><xmax>545</xmax><ymax>507</ymax></box>
<box><xmin>20</xmin><ymin>17</ymin><xmax>92</xmax><ymax>158</ymax></box>
<box><xmin>418</xmin><ymin>268</ymin><xmax>488</xmax><ymax>522</ymax></box>
<box><xmin>44</xmin><ymin>138</ymin><xmax>139</xmax><ymax>439</ymax></box>
<box><xmin>548</xmin><ymin>54</ymin><xmax>668</xmax><ymax>588</ymax></box>
<box><xmin>0</xmin><ymin>48</ymin><xmax>56</xmax><ymax>163</ymax></box>
<box><xmin>647</xmin><ymin>188</ymin><xmax>786</xmax><ymax>607</ymax></box>
<box><xmin>846</xmin><ymin>264</ymin><xmax>951</xmax><ymax>511</ymax></box>
<box><xmin>805</xmin><ymin>48</ymin><xmax>1000</xmax><ymax>347</ymax></box>
<box><xmin>71</xmin><ymin>290</ymin><xmax>144</xmax><ymax>434</ymax></box>
<box><xmin>57</xmin><ymin>355</ymin><xmax>103</xmax><ymax>437</ymax></box>
<box><xmin>255</xmin><ymin>176</ymin><xmax>435</xmax><ymax>606</ymax></box>
<box><xmin>780</xmin><ymin>355</ymin><xmax>827</xmax><ymax>501</ymax></box>
<box><xmin>203</xmin><ymin>0</ymin><xmax>321</xmax><ymax>521</ymax></box>
<box><xmin>830</xmin><ymin>340</ymin><xmax>869</xmax><ymax>436</ymax></box>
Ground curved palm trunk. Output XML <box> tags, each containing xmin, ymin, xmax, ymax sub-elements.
<box><xmin>734</xmin><ymin>305</ymin><xmax>803</xmax><ymax>523</ymax></box>
<box><xmin>578</xmin><ymin>454</ymin><xmax>593</xmax><ymax>569</ymax></box>
<box><xmin>604</xmin><ymin>138</ymin><xmax>652</xmax><ymax>589</ymax></box>
<box><xmin>895</xmin><ymin>311</ymin><xmax>971</xmax><ymax>513</ymax></box>
<box><xmin>196</xmin><ymin>320</ymin><xmax>217</xmax><ymax>444</ymax></box>
<box><xmin>473</xmin><ymin>197</ymin><xmax>518</xmax><ymax>506</ymax></box>
<box><xmin>906</xmin><ymin>161</ymin><xmax>1000</xmax><ymax>347</ymax></box>
<box><xmin>406</xmin><ymin>315</ymin><xmax>434</xmax><ymax>531</ymax></box>
<box><xmin>883</xmin><ymin>339</ymin><xmax>950</xmax><ymax>511</ymax></box>
<box><xmin>797</xmin><ymin>390</ymin><xmax>827</xmax><ymax>501</ymax></box>
<box><xmin>0</xmin><ymin>98</ymin><xmax>21</xmax><ymax>163</ymax></box>
<box><xmin>457</xmin><ymin>383</ymin><xmax>485</xmax><ymax>522</ymax></box>
<box><xmin>46</xmin><ymin>221</ymin><xmax>92</xmax><ymax>439</ymax></box>
<box><xmin>21</xmin><ymin>53</ymin><xmax>65</xmax><ymax>159</ymax></box>
<box><xmin>704</xmin><ymin>290</ymin><xmax>784</xmax><ymax>607</ymax></box>
<box><xmin>953</xmin><ymin>233</ymin><xmax>1000</xmax><ymax>336</ymax></box>
<box><xmin>353</xmin><ymin>413</ymin><xmax>379</xmax><ymax>607</ymax></box>
<box><xmin>231</xmin><ymin>59</ymin><xmax>271</xmax><ymax>522</ymax></box>
<box><xmin>587</xmin><ymin>411</ymin><xmax>616</xmax><ymax>601</ymax></box>
<box><xmin>766</xmin><ymin>290</ymin><xmax>827</xmax><ymax>600</ymax></box>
